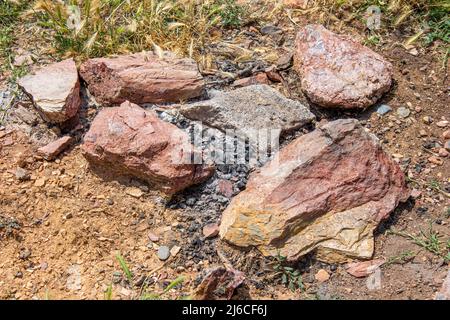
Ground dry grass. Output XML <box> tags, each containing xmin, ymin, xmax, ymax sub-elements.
<box><xmin>1</xmin><ymin>0</ymin><xmax>448</xmax><ymax>71</ymax></box>
<box><xmin>286</xmin><ymin>0</ymin><xmax>449</xmax><ymax>45</ymax></box>
<box><xmin>27</xmin><ymin>0</ymin><xmax>254</xmax><ymax>63</ymax></box>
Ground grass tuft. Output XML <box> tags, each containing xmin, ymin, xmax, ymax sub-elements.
<box><xmin>0</xmin><ymin>0</ymin><xmax>29</xmax><ymax>73</ymax></box>
<box><xmin>388</xmin><ymin>223</ymin><xmax>450</xmax><ymax>262</ymax></box>
<box><xmin>272</xmin><ymin>252</ymin><xmax>305</xmax><ymax>292</ymax></box>
<box><xmin>140</xmin><ymin>275</ymin><xmax>186</xmax><ymax>300</ymax></box>
<box><xmin>116</xmin><ymin>253</ymin><xmax>133</xmax><ymax>283</ymax></box>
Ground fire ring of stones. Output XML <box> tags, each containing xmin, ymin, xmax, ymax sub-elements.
<box><xmin>10</xmin><ymin>23</ymin><xmax>408</xmax><ymax>266</ymax></box>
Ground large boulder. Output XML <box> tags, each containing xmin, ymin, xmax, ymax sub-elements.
<box><xmin>219</xmin><ymin>119</ymin><xmax>409</xmax><ymax>263</ymax></box>
<box><xmin>79</xmin><ymin>52</ymin><xmax>204</xmax><ymax>106</ymax></box>
<box><xmin>81</xmin><ymin>101</ymin><xmax>214</xmax><ymax>194</ymax></box>
<box><xmin>18</xmin><ymin>59</ymin><xmax>80</xmax><ymax>123</ymax></box>
<box><xmin>294</xmin><ymin>24</ymin><xmax>393</xmax><ymax>109</ymax></box>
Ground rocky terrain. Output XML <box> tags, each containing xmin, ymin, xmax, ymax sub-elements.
<box><xmin>0</xmin><ymin>0</ymin><xmax>449</xmax><ymax>300</ymax></box>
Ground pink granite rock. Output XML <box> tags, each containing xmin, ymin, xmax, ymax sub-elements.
<box><xmin>294</xmin><ymin>25</ymin><xmax>393</xmax><ymax>109</ymax></box>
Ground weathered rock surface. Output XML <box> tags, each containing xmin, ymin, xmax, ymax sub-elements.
<box><xmin>37</xmin><ymin>136</ymin><xmax>73</xmax><ymax>161</ymax></box>
<box><xmin>81</xmin><ymin>101</ymin><xmax>214</xmax><ymax>194</ymax></box>
<box><xmin>345</xmin><ymin>259</ymin><xmax>385</xmax><ymax>278</ymax></box>
<box><xmin>5</xmin><ymin>104</ymin><xmax>59</xmax><ymax>146</ymax></box>
<box><xmin>18</xmin><ymin>59</ymin><xmax>80</xmax><ymax>123</ymax></box>
<box><xmin>219</xmin><ymin>119</ymin><xmax>409</xmax><ymax>263</ymax></box>
<box><xmin>194</xmin><ymin>267</ymin><xmax>245</xmax><ymax>300</ymax></box>
<box><xmin>180</xmin><ymin>84</ymin><xmax>315</xmax><ymax>148</ymax></box>
<box><xmin>294</xmin><ymin>24</ymin><xmax>393</xmax><ymax>109</ymax></box>
<box><xmin>79</xmin><ymin>52</ymin><xmax>204</xmax><ymax>106</ymax></box>
<box><xmin>435</xmin><ymin>269</ymin><xmax>450</xmax><ymax>300</ymax></box>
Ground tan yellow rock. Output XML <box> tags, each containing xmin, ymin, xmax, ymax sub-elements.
<box><xmin>219</xmin><ymin>119</ymin><xmax>409</xmax><ymax>263</ymax></box>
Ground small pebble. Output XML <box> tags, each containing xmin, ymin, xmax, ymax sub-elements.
<box><xmin>260</xmin><ymin>24</ymin><xmax>282</xmax><ymax>35</ymax></box>
<box><xmin>125</xmin><ymin>187</ymin><xmax>143</xmax><ymax>198</ymax></box>
<box><xmin>203</xmin><ymin>223</ymin><xmax>220</xmax><ymax>239</ymax></box>
<box><xmin>423</xmin><ymin>116</ymin><xmax>433</xmax><ymax>124</ymax></box>
<box><xmin>439</xmin><ymin>148</ymin><xmax>449</xmax><ymax>157</ymax></box>
<box><xmin>148</xmin><ymin>231</ymin><xmax>160</xmax><ymax>242</ymax></box>
<box><xmin>436</xmin><ymin>120</ymin><xmax>449</xmax><ymax>128</ymax></box>
<box><xmin>34</xmin><ymin>177</ymin><xmax>46</xmax><ymax>187</ymax></box>
<box><xmin>19</xmin><ymin>249</ymin><xmax>31</xmax><ymax>260</ymax></box>
<box><xmin>15</xmin><ymin>167</ymin><xmax>30</xmax><ymax>181</ymax></box>
<box><xmin>397</xmin><ymin>107</ymin><xmax>410</xmax><ymax>118</ymax></box>
<box><xmin>315</xmin><ymin>269</ymin><xmax>330</xmax><ymax>283</ymax></box>
<box><xmin>64</xmin><ymin>212</ymin><xmax>73</xmax><ymax>219</ymax></box>
<box><xmin>170</xmin><ymin>245</ymin><xmax>181</xmax><ymax>257</ymax></box>
<box><xmin>157</xmin><ymin>246</ymin><xmax>170</xmax><ymax>261</ymax></box>
<box><xmin>419</xmin><ymin>130</ymin><xmax>427</xmax><ymax>137</ymax></box>
<box><xmin>376</xmin><ymin>104</ymin><xmax>392</xmax><ymax>115</ymax></box>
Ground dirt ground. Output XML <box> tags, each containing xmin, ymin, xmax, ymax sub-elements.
<box><xmin>0</xmin><ymin>3</ymin><xmax>449</xmax><ymax>300</ymax></box>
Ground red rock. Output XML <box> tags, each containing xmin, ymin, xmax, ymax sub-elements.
<box><xmin>345</xmin><ymin>259</ymin><xmax>385</xmax><ymax>278</ymax></box>
<box><xmin>194</xmin><ymin>267</ymin><xmax>245</xmax><ymax>300</ymax></box>
<box><xmin>232</xmin><ymin>73</ymin><xmax>270</xmax><ymax>87</ymax></box>
<box><xmin>439</xmin><ymin>148</ymin><xmax>449</xmax><ymax>157</ymax></box>
<box><xmin>203</xmin><ymin>223</ymin><xmax>220</xmax><ymax>239</ymax></box>
<box><xmin>37</xmin><ymin>136</ymin><xmax>73</xmax><ymax>160</ymax></box>
<box><xmin>265</xmin><ymin>68</ymin><xmax>284</xmax><ymax>83</ymax></box>
<box><xmin>294</xmin><ymin>25</ymin><xmax>393</xmax><ymax>109</ymax></box>
<box><xmin>18</xmin><ymin>59</ymin><xmax>80</xmax><ymax>123</ymax></box>
<box><xmin>148</xmin><ymin>231</ymin><xmax>160</xmax><ymax>242</ymax></box>
<box><xmin>81</xmin><ymin>101</ymin><xmax>214</xmax><ymax>194</ymax></box>
<box><xmin>442</xmin><ymin>130</ymin><xmax>450</xmax><ymax>139</ymax></box>
<box><xmin>80</xmin><ymin>52</ymin><xmax>204</xmax><ymax>106</ymax></box>
<box><xmin>220</xmin><ymin>119</ymin><xmax>409</xmax><ymax>263</ymax></box>
<box><xmin>217</xmin><ymin>179</ymin><xmax>234</xmax><ymax>198</ymax></box>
